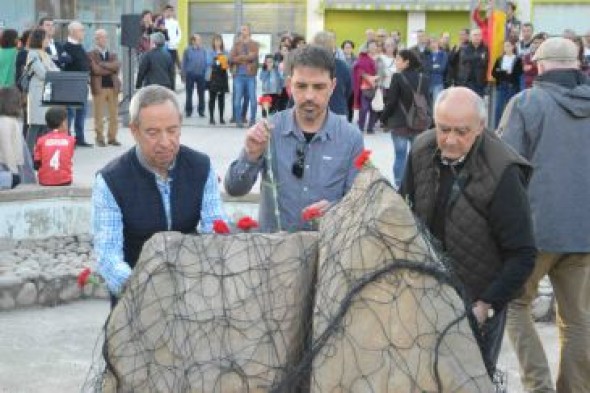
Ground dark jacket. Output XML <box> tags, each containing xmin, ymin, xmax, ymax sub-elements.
<box><xmin>136</xmin><ymin>46</ymin><xmax>175</xmax><ymax>90</ymax></box>
<box><xmin>456</xmin><ymin>43</ymin><xmax>489</xmax><ymax>90</ymax></box>
<box><xmin>402</xmin><ymin>129</ymin><xmax>536</xmax><ymax>309</ymax></box>
<box><xmin>330</xmin><ymin>58</ymin><xmax>352</xmax><ymax>117</ymax></box>
<box><xmin>380</xmin><ymin>69</ymin><xmax>431</xmax><ymax>136</ymax></box>
<box><xmin>499</xmin><ymin>69</ymin><xmax>590</xmax><ymax>252</ymax></box>
<box><xmin>446</xmin><ymin>42</ymin><xmax>468</xmax><ymax>87</ymax></box>
<box><xmin>63</xmin><ymin>41</ymin><xmax>90</xmax><ymax>72</ymax></box>
<box><xmin>491</xmin><ymin>55</ymin><xmax>523</xmax><ymax>88</ymax></box>
<box><xmin>410</xmin><ymin>45</ymin><xmax>433</xmax><ymax>75</ymax></box>
<box><xmin>88</xmin><ymin>49</ymin><xmax>121</xmax><ymax>95</ymax></box>
<box><xmin>45</xmin><ymin>41</ymin><xmax>69</xmax><ymax>69</ymax></box>
<box><xmin>100</xmin><ymin>146</ymin><xmax>210</xmax><ymax>268</ymax></box>
<box><xmin>208</xmin><ymin>51</ymin><xmax>229</xmax><ymax>94</ymax></box>
<box><xmin>430</xmin><ymin>50</ymin><xmax>449</xmax><ymax>87</ymax></box>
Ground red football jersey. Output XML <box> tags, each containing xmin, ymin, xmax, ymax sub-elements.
<box><xmin>33</xmin><ymin>130</ymin><xmax>75</xmax><ymax>186</ymax></box>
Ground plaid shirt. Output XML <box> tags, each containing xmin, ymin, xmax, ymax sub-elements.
<box><xmin>92</xmin><ymin>165</ymin><xmax>226</xmax><ymax>295</ymax></box>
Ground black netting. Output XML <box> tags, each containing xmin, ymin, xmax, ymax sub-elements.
<box><xmin>83</xmin><ymin>168</ymin><xmax>499</xmax><ymax>393</ymax></box>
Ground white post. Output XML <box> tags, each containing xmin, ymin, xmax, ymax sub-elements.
<box><xmin>406</xmin><ymin>11</ymin><xmax>426</xmax><ymax>48</ymax></box>
<box><xmin>307</xmin><ymin>0</ymin><xmax>324</xmax><ymax>40</ymax></box>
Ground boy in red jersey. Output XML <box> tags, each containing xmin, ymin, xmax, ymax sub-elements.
<box><xmin>33</xmin><ymin>107</ymin><xmax>75</xmax><ymax>186</ymax></box>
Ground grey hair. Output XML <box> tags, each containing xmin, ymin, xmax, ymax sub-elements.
<box><xmin>435</xmin><ymin>88</ymin><xmax>487</xmax><ymax>124</ymax></box>
<box><xmin>150</xmin><ymin>32</ymin><xmax>165</xmax><ymax>46</ymax></box>
<box><xmin>312</xmin><ymin>31</ymin><xmax>335</xmax><ymax>51</ymax></box>
<box><xmin>68</xmin><ymin>21</ymin><xmax>84</xmax><ymax>34</ymax></box>
<box><xmin>129</xmin><ymin>85</ymin><xmax>181</xmax><ymax>126</ymax></box>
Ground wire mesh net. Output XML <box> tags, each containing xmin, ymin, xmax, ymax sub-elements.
<box><xmin>84</xmin><ymin>167</ymin><xmax>496</xmax><ymax>393</ymax></box>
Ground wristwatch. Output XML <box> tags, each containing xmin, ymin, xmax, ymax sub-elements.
<box><xmin>487</xmin><ymin>307</ymin><xmax>495</xmax><ymax>319</ymax></box>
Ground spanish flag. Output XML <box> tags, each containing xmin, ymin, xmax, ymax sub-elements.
<box><xmin>488</xmin><ymin>1</ymin><xmax>506</xmax><ymax>81</ymax></box>
<box><xmin>472</xmin><ymin>0</ymin><xmax>506</xmax><ymax>81</ymax></box>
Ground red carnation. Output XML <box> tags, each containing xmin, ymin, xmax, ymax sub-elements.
<box><xmin>354</xmin><ymin>149</ymin><xmax>373</xmax><ymax>170</ymax></box>
<box><xmin>236</xmin><ymin>216</ymin><xmax>259</xmax><ymax>232</ymax></box>
<box><xmin>213</xmin><ymin>219</ymin><xmax>231</xmax><ymax>234</ymax></box>
<box><xmin>77</xmin><ymin>267</ymin><xmax>99</xmax><ymax>288</ymax></box>
<box><xmin>302</xmin><ymin>207</ymin><xmax>322</xmax><ymax>222</ymax></box>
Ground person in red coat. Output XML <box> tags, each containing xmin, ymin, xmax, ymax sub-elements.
<box><xmin>472</xmin><ymin>0</ymin><xmax>492</xmax><ymax>47</ymax></box>
<box><xmin>34</xmin><ymin>107</ymin><xmax>75</xmax><ymax>186</ymax></box>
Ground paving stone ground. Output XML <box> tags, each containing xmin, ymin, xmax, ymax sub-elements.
<box><xmin>0</xmin><ymin>299</ymin><xmax>559</xmax><ymax>393</ymax></box>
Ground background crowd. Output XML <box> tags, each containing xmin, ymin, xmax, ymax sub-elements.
<box><xmin>0</xmin><ymin>2</ymin><xmax>589</xmax><ymax>191</ymax></box>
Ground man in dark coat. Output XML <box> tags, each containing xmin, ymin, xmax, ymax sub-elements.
<box><xmin>136</xmin><ymin>32</ymin><xmax>175</xmax><ymax>91</ymax></box>
<box><xmin>401</xmin><ymin>86</ymin><xmax>536</xmax><ymax>378</ymax></box>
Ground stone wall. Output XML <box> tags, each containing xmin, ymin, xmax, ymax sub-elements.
<box><xmin>0</xmin><ymin>236</ymin><xmax>108</xmax><ymax>310</ymax></box>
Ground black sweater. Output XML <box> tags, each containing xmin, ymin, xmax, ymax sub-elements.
<box><xmin>63</xmin><ymin>42</ymin><xmax>90</xmax><ymax>72</ymax></box>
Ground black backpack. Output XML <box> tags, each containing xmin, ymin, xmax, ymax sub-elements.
<box><xmin>17</xmin><ymin>59</ymin><xmax>36</xmax><ymax>93</ymax></box>
<box><xmin>399</xmin><ymin>73</ymin><xmax>431</xmax><ymax>132</ymax></box>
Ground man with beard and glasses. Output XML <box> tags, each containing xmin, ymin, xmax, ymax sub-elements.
<box><xmin>224</xmin><ymin>45</ymin><xmax>364</xmax><ymax>232</ymax></box>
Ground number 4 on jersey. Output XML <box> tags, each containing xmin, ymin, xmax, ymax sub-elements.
<box><xmin>49</xmin><ymin>150</ymin><xmax>60</xmax><ymax>170</ymax></box>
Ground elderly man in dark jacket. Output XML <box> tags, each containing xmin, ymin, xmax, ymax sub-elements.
<box><xmin>401</xmin><ymin>86</ymin><xmax>536</xmax><ymax>379</ymax></box>
<box><xmin>136</xmin><ymin>32</ymin><xmax>175</xmax><ymax>90</ymax></box>
<box><xmin>499</xmin><ymin>37</ymin><xmax>590</xmax><ymax>393</ymax></box>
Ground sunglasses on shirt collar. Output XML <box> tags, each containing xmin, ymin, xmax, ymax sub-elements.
<box><xmin>292</xmin><ymin>143</ymin><xmax>306</xmax><ymax>179</ymax></box>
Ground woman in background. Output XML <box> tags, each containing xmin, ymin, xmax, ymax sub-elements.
<box><xmin>0</xmin><ymin>29</ymin><xmax>18</xmax><ymax>88</ymax></box>
<box><xmin>380</xmin><ymin>50</ymin><xmax>430</xmax><ymax>189</ymax></box>
<box><xmin>492</xmin><ymin>40</ymin><xmax>523</xmax><ymax>128</ymax></box>
<box><xmin>207</xmin><ymin>34</ymin><xmax>229</xmax><ymax>125</ymax></box>
<box><xmin>25</xmin><ymin>28</ymin><xmax>59</xmax><ymax>152</ymax></box>
<box><xmin>341</xmin><ymin>40</ymin><xmax>357</xmax><ymax>122</ymax></box>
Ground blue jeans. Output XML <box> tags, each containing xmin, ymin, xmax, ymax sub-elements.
<box><xmin>430</xmin><ymin>83</ymin><xmax>444</xmax><ymax>106</ymax></box>
<box><xmin>391</xmin><ymin>134</ymin><xmax>414</xmax><ymax>189</ymax></box>
<box><xmin>67</xmin><ymin>101</ymin><xmax>88</xmax><ymax>144</ymax></box>
<box><xmin>185</xmin><ymin>72</ymin><xmax>206</xmax><ymax>116</ymax></box>
<box><xmin>233</xmin><ymin>74</ymin><xmax>256</xmax><ymax>125</ymax></box>
<box><xmin>495</xmin><ymin>83</ymin><xmax>518</xmax><ymax>129</ymax></box>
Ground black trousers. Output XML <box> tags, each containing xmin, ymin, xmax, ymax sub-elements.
<box><xmin>208</xmin><ymin>90</ymin><xmax>225</xmax><ymax>121</ymax></box>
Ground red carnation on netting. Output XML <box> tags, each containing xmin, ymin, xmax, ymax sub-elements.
<box><xmin>213</xmin><ymin>219</ymin><xmax>231</xmax><ymax>234</ymax></box>
<box><xmin>354</xmin><ymin>149</ymin><xmax>373</xmax><ymax>170</ymax></box>
<box><xmin>77</xmin><ymin>267</ymin><xmax>99</xmax><ymax>288</ymax></box>
<box><xmin>302</xmin><ymin>207</ymin><xmax>323</xmax><ymax>222</ymax></box>
<box><xmin>236</xmin><ymin>216</ymin><xmax>259</xmax><ymax>232</ymax></box>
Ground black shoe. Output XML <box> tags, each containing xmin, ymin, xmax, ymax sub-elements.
<box><xmin>229</xmin><ymin>117</ymin><xmax>236</xmax><ymax>123</ymax></box>
<box><xmin>199</xmin><ymin>113</ymin><xmax>205</xmax><ymax>118</ymax></box>
<box><xmin>76</xmin><ymin>141</ymin><xmax>93</xmax><ymax>148</ymax></box>
<box><xmin>185</xmin><ymin>112</ymin><xmax>192</xmax><ymax>118</ymax></box>
<box><xmin>209</xmin><ymin>119</ymin><xmax>216</xmax><ymax>125</ymax></box>
<box><xmin>220</xmin><ymin>119</ymin><xmax>226</xmax><ymax>125</ymax></box>
<box><xmin>108</xmin><ymin>140</ymin><xmax>121</xmax><ymax>146</ymax></box>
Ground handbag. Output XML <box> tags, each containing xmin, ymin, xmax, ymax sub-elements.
<box><xmin>17</xmin><ymin>59</ymin><xmax>36</xmax><ymax>93</ymax></box>
<box><xmin>371</xmin><ymin>88</ymin><xmax>384</xmax><ymax>111</ymax></box>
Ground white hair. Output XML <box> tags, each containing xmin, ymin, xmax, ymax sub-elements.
<box><xmin>435</xmin><ymin>88</ymin><xmax>487</xmax><ymax>124</ymax></box>
<box><xmin>68</xmin><ymin>21</ymin><xmax>83</xmax><ymax>34</ymax></box>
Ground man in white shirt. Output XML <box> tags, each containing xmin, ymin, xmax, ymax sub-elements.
<box><xmin>163</xmin><ymin>4</ymin><xmax>181</xmax><ymax>70</ymax></box>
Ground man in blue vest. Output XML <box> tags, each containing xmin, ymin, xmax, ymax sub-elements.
<box><xmin>92</xmin><ymin>85</ymin><xmax>226</xmax><ymax>306</ymax></box>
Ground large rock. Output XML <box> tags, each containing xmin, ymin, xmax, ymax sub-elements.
<box><xmin>103</xmin><ymin>231</ymin><xmax>318</xmax><ymax>393</ymax></box>
<box><xmin>309</xmin><ymin>168</ymin><xmax>493</xmax><ymax>392</ymax></box>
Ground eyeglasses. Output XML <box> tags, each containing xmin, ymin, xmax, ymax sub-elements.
<box><xmin>291</xmin><ymin>143</ymin><xmax>306</xmax><ymax>179</ymax></box>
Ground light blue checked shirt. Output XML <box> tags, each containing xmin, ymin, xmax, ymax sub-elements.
<box><xmin>92</xmin><ymin>149</ymin><xmax>226</xmax><ymax>295</ymax></box>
